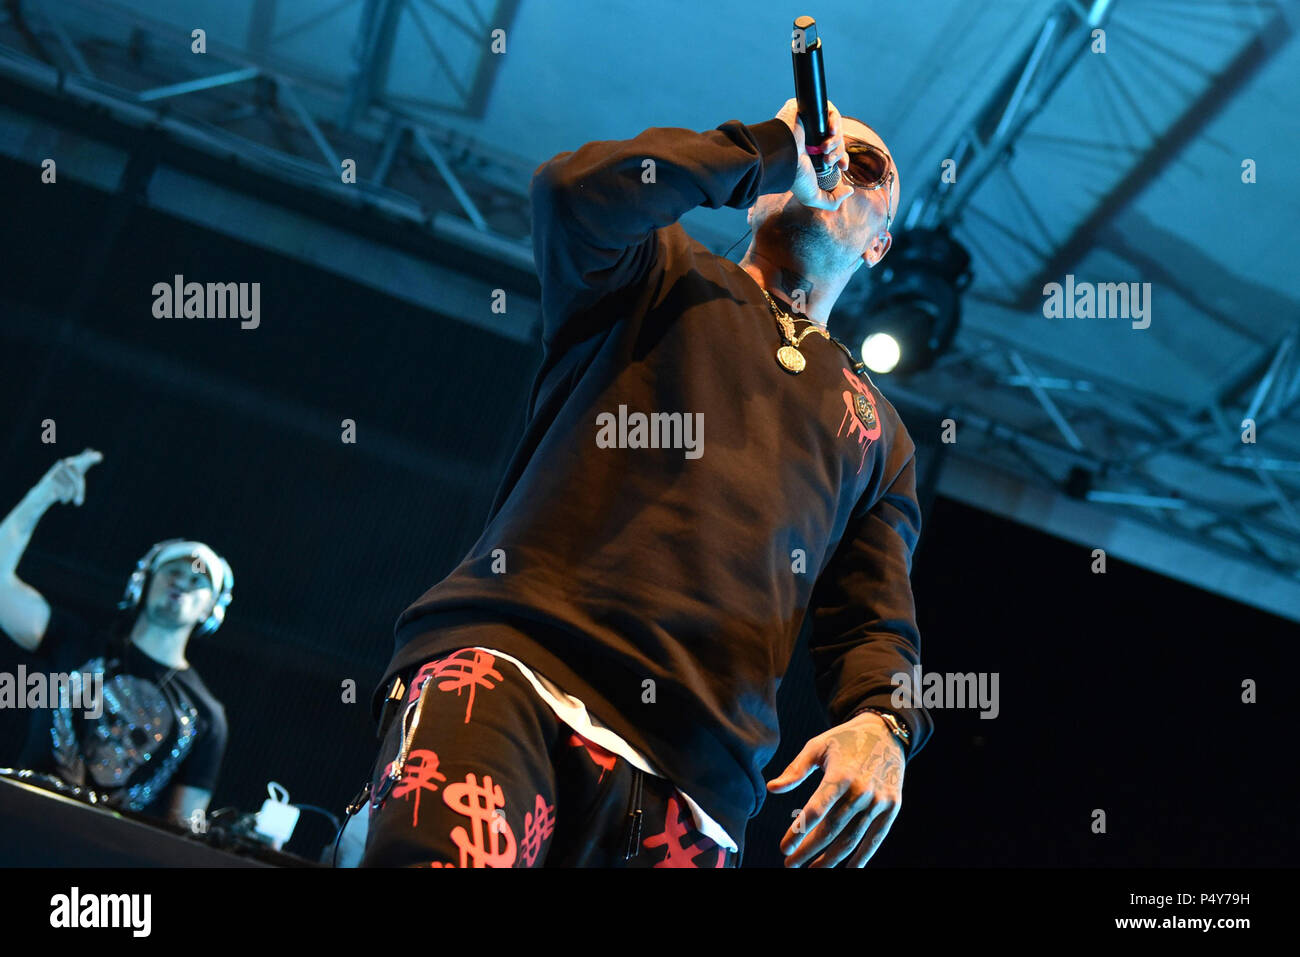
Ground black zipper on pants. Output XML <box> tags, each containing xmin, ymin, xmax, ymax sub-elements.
<box><xmin>622</xmin><ymin>767</ymin><xmax>645</xmax><ymax>860</ymax></box>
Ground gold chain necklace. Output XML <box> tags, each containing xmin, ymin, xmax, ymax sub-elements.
<box><xmin>763</xmin><ymin>289</ymin><xmax>829</xmax><ymax>374</ymax></box>
<box><xmin>761</xmin><ymin>289</ymin><xmax>869</xmax><ymax>376</ymax></box>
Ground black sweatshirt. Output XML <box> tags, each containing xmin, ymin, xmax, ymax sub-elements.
<box><xmin>375</xmin><ymin>116</ymin><xmax>934</xmax><ymax>847</ymax></box>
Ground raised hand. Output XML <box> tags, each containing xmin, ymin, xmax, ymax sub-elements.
<box><xmin>36</xmin><ymin>448</ymin><xmax>103</xmax><ymax>507</ymax></box>
<box><xmin>775</xmin><ymin>97</ymin><xmax>854</xmax><ymax>211</ymax></box>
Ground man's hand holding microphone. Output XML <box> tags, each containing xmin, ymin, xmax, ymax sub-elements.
<box><xmin>775</xmin><ymin>97</ymin><xmax>854</xmax><ymax>211</ymax></box>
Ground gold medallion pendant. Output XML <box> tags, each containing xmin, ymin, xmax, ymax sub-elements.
<box><xmin>776</xmin><ymin>345</ymin><xmax>806</xmax><ymax>373</ymax></box>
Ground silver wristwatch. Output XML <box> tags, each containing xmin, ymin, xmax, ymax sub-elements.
<box><xmin>851</xmin><ymin>707</ymin><xmax>912</xmax><ymax>755</ymax></box>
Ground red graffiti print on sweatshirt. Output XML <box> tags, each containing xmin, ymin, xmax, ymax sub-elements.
<box><xmin>444</xmin><ymin>772</ymin><xmax>517</xmax><ymax>868</ymax></box>
<box><xmin>519</xmin><ymin>794</ymin><xmax>557</xmax><ymax>867</ymax></box>
<box><xmin>837</xmin><ymin>367</ymin><xmax>882</xmax><ymax>475</ymax></box>
<box><xmin>380</xmin><ymin>749</ymin><xmax>447</xmax><ymax>828</ymax></box>
<box><xmin>406</xmin><ymin>660</ymin><xmax>439</xmax><ymax>703</ymax></box>
<box><xmin>567</xmin><ymin>732</ymin><xmax>618</xmax><ymax>783</ymax></box>
<box><xmin>423</xmin><ymin>648</ymin><xmax>504</xmax><ymax>723</ymax></box>
<box><xmin>642</xmin><ymin>794</ymin><xmax>726</xmax><ymax>868</ymax></box>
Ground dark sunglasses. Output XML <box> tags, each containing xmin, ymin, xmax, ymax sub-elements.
<box><xmin>841</xmin><ymin>137</ymin><xmax>895</xmax><ymax>232</ymax></box>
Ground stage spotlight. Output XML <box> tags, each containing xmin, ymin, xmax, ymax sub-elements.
<box><xmin>850</xmin><ymin>227</ymin><xmax>972</xmax><ymax>376</ymax></box>
<box><xmin>861</xmin><ymin>332</ymin><xmax>902</xmax><ymax>374</ymax></box>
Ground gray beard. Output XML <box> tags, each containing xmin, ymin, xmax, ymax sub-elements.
<box><xmin>763</xmin><ymin>204</ymin><xmax>856</xmax><ymax>276</ymax></box>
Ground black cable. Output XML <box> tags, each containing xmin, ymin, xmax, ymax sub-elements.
<box><xmin>294</xmin><ymin>803</ymin><xmax>341</xmax><ymax>833</ymax></box>
<box><xmin>331</xmin><ymin>814</ymin><xmax>349</xmax><ymax>868</ymax></box>
<box><xmin>330</xmin><ymin>782</ymin><xmax>371</xmax><ymax>868</ymax></box>
<box><xmin>722</xmin><ymin>227</ymin><xmax>754</xmax><ymax>261</ymax></box>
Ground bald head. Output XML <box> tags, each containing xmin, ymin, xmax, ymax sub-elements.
<box><xmin>740</xmin><ymin>110</ymin><xmax>900</xmax><ymax>325</ymax></box>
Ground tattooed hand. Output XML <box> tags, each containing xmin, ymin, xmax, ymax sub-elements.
<box><xmin>767</xmin><ymin>711</ymin><xmax>905</xmax><ymax>867</ymax></box>
<box><xmin>774</xmin><ymin>97</ymin><xmax>854</xmax><ymax>211</ymax></box>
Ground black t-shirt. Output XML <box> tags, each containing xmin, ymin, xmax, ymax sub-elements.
<box><xmin>18</xmin><ymin>607</ymin><xmax>228</xmax><ymax>818</ymax></box>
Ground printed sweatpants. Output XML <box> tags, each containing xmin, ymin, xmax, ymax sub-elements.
<box><xmin>360</xmin><ymin>647</ymin><xmax>740</xmax><ymax>868</ymax></box>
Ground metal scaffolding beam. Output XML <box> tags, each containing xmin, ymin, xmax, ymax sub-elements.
<box><xmin>0</xmin><ymin>1</ymin><xmax>536</xmax><ymax>254</ymax></box>
<box><xmin>905</xmin><ymin>0</ymin><xmax>1117</xmax><ymax>232</ymax></box>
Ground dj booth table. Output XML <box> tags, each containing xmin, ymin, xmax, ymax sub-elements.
<box><xmin>0</xmin><ymin>776</ymin><xmax>313</xmax><ymax>867</ymax></box>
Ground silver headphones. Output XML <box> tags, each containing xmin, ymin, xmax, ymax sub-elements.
<box><xmin>118</xmin><ymin>539</ymin><xmax>234</xmax><ymax>637</ymax></box>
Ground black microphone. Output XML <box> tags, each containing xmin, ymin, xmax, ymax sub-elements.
<box><xmin>791</xmin><ymin>15</ymin><xmax>840</xmax><ymax>191</ymax></box>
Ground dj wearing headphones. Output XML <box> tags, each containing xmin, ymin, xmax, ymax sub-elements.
<box><xmin>0</xmin><ymin>449</ymin><xmax>231</xmax><ymax>825</ymax></box>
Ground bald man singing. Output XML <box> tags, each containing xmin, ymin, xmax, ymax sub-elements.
<box><xmin>363</xmin><ymin>99</ymin><xmax>932</xmax><ymax>869</ymax></box>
